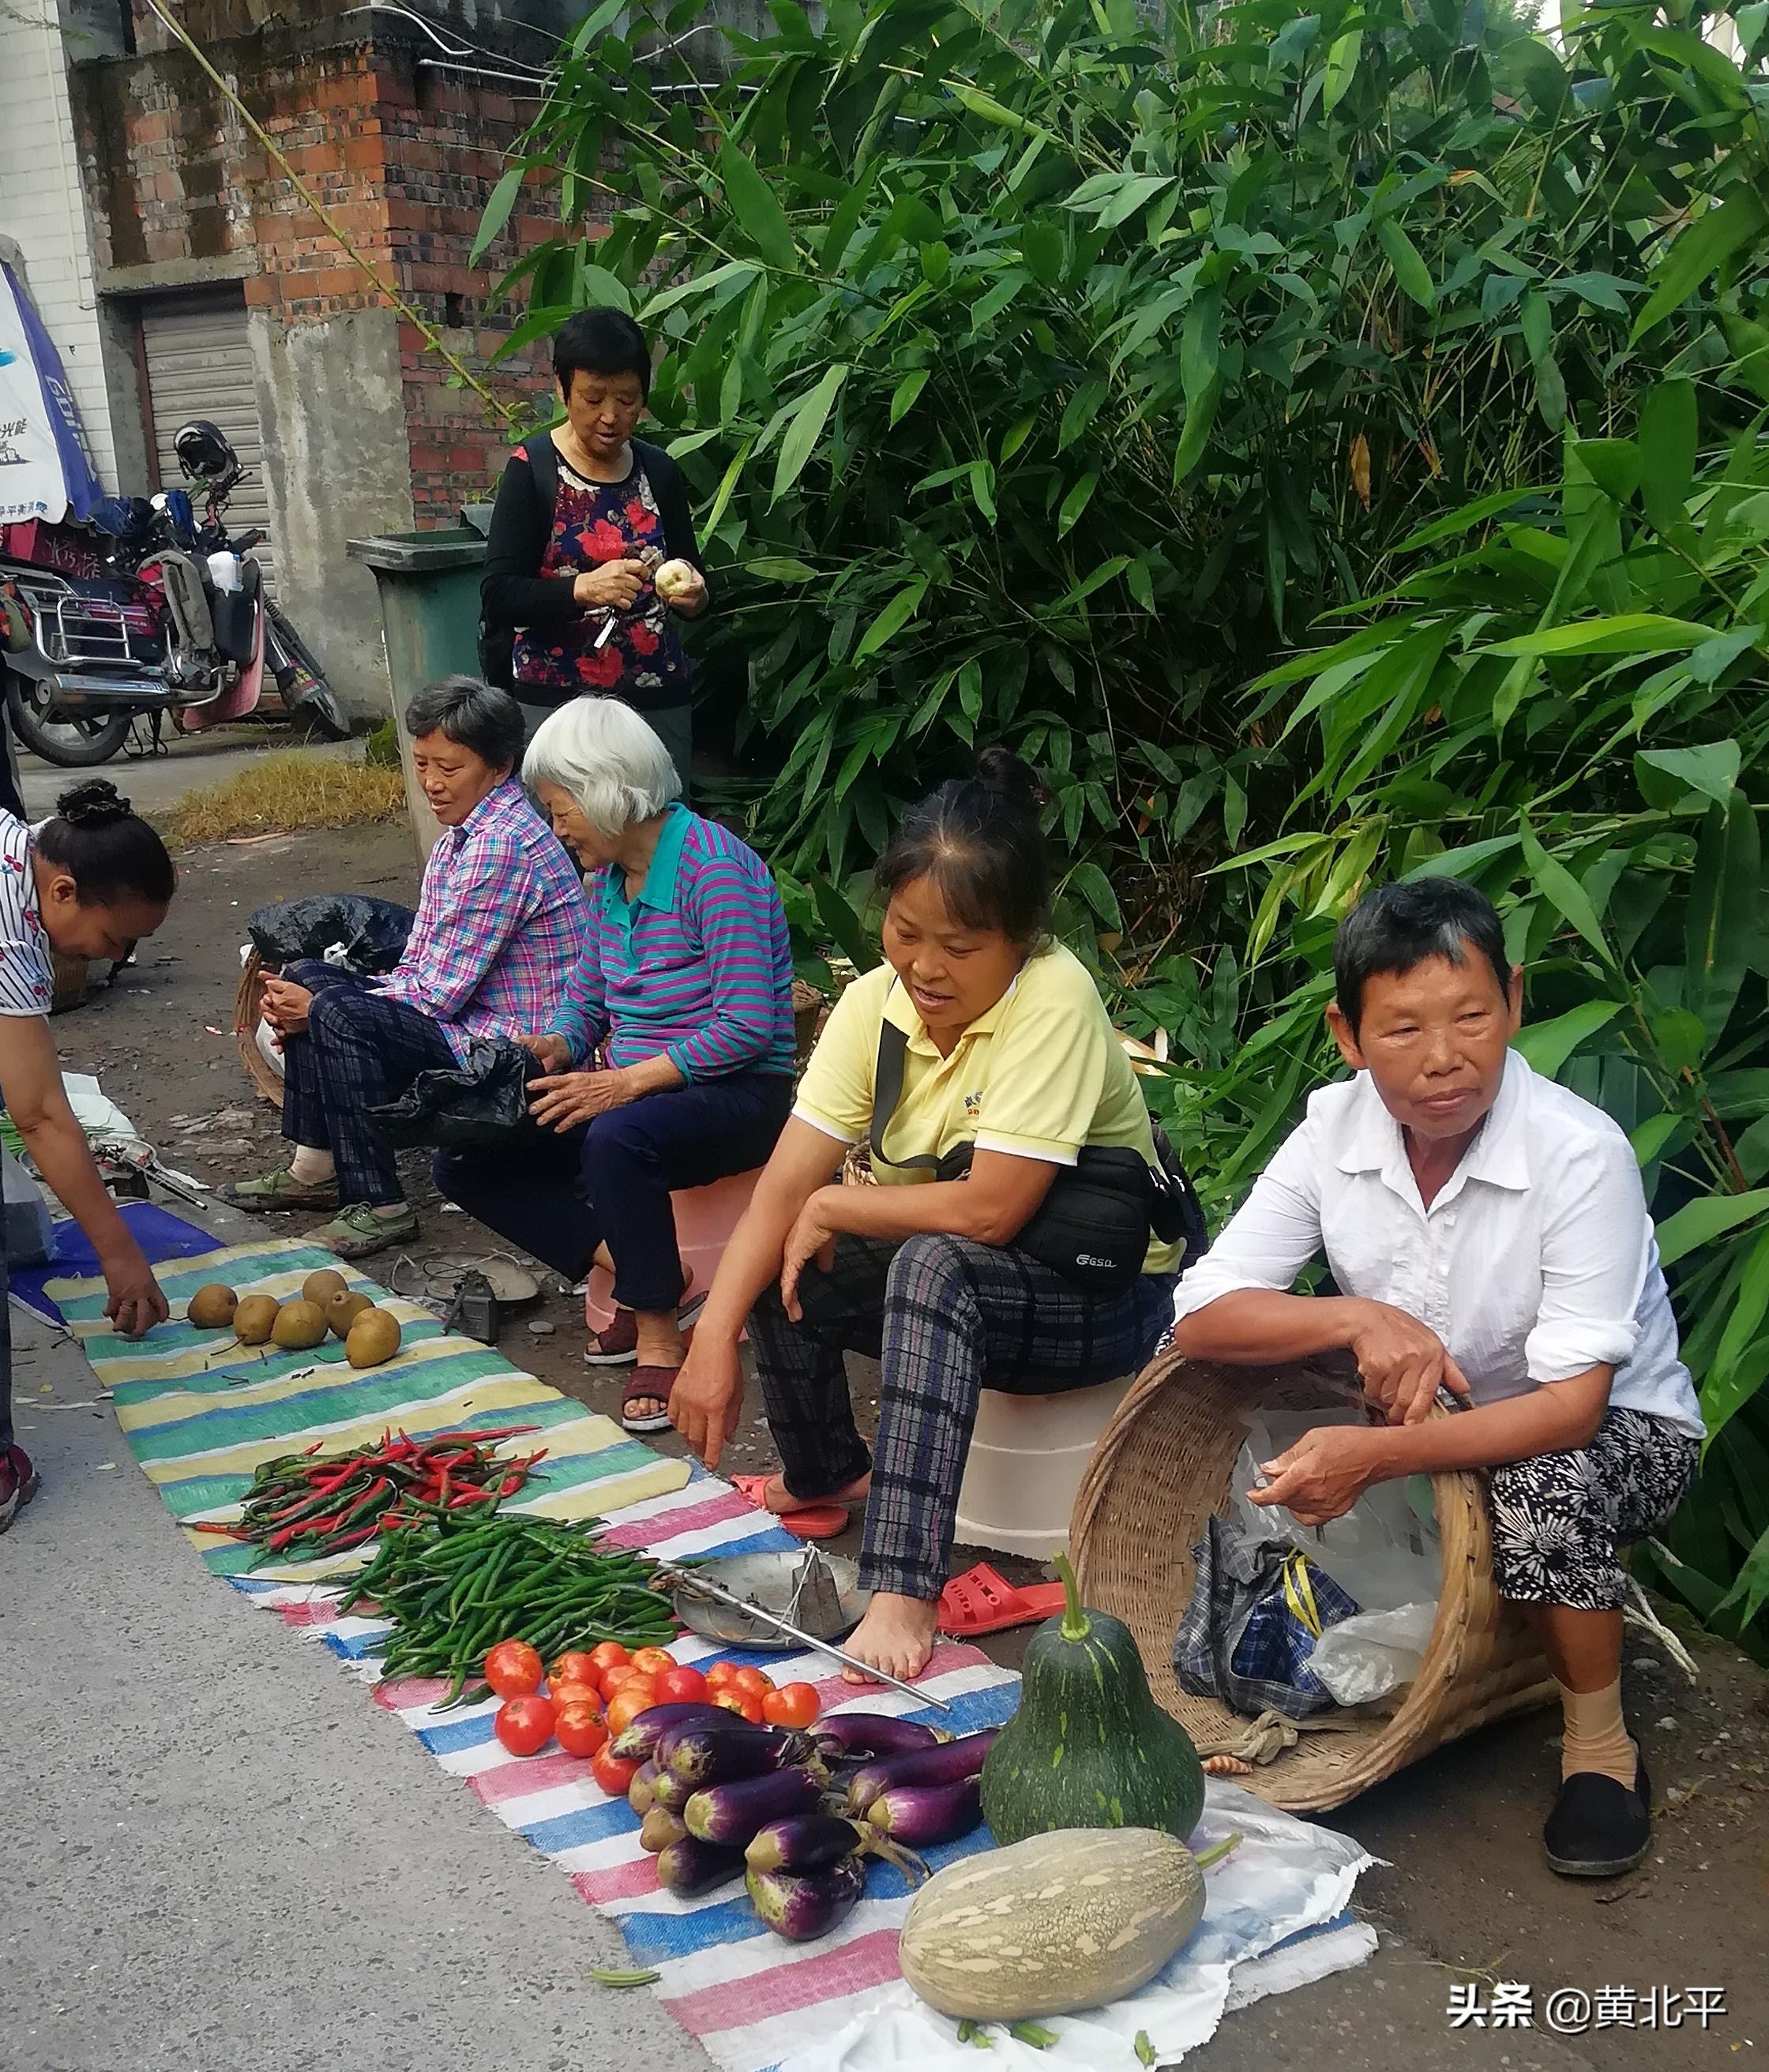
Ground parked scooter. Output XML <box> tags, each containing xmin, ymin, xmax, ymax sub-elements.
<box><xmin>1</xmin><ymin>419</ymin><xmax>347</xmax><ymax>767</ymax></box>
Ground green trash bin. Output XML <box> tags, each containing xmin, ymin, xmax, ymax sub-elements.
<box><xmin>347</xmin><ymin>527</ymin><xmax>487</xmax><ymax>864</ymax></box>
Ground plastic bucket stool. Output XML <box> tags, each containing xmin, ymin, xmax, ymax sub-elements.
<box><xmin>584</xmin><ymin>1166</ymin><xmax>764</xmax><ymax>1332</ymax></box>
<box><xmin>953</xmin><ymin>1375</ymin><xmax>1134</xmax><ymax>1561</ymax></box>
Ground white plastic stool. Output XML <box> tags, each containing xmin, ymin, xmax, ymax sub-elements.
<box><xmin>954</xmin><ymin>1376</ymin><xmax>1134</xmax><ymax>1560</ymax></box>
<box><xmin>584</xmin><ymin>1166</ymin><xmax>763</xmax><ymax>1332</ymax></box>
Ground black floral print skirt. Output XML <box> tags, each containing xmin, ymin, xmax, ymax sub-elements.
<box><xmin>1486</xmin><ymin>1406</ymin><xmax>1700</xmax><ymax>1611</ymax></box>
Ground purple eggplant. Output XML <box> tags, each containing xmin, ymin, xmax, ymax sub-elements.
<box><xmin>745</xmin><ymin>1815</ymin><xmax>869</xmax><ymax>1875</ymax></box>
<box><xmin>639</xmin><ymin>1806</ymin><xmax>687</xmax><ymax>1854</ymax></box>
<box><xmin>865</xmin><ymin>1775</ymin><xmax>982</xmax><ymax>1847</ymax></box>
<box><xmin>746</xmin><ymin>1855</ymin><xmax>868</xmax><ymax>1942</ymax></box>
<box><xmin>813</xmin><ymin>1712</ymin><xmax>947</xmax><ymax>1761</ymax></box>
<box><xmin>650</xmin><ymin>1766</ymin><xmax>693</xmax><ymax>1815</ymax></box>
<box><xmin>627</xmin><ymin>1759</ymin><xmax>662</xmax><ymax>1817</ymax></box>
<box><xmin>610</xmin><ymin>1701</ymin><xmax>729</xmax><ymax>1763</ymax></box>
<box><xmin>747</xmin><ymin>1811</ymin><xmax>930</xmax><ymax>1886</ymax></box>
<box><xmin>844</xmin><ymin>1728</ymin><xmax>999</xmax><ymax>1816</ymax></box>
<box><xmin>655</xmin><ymin>1834</ymin><xmax>748</xmax><ymax>1897</ymax></box>
<box><xmin>684</xmin><ymin>1765</ymin><xmax>824</xmax><ymax>1845</ymax></box>
<box><xmin>663</xmin><ymin>1721</ymin><xmax>823</xmax><ymax>1789</ymax></box>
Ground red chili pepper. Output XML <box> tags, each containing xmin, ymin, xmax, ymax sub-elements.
<box><xmin>187</xmin><ymin>1519</ymin><xmax>248</xmax><ymax>1536</ymax></box>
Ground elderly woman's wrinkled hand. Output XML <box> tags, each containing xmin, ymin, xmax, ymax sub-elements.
<box><xmin>527</xmin><ymin>1068</ymin><xmax>634</xmax><ymax>1132</ymax></box>
<box><xmin>518</xmin><ymin>1031</ymin><xmax>572</xmax><ymax>1073</ymax></box>
<box><xmin>1346</xmin><ymin>1297</ymin><xmax>1471</xmax><ymax>1425</ymax></box>
<box><xmin>572</xmin><ymin>560</ymin><xmax>649</xmax><ymax>613</ymax></box>
<box><xmin>1245</xmin><ymin>1424</ymin><xmax>1382</xmax><ymax>1527</ymax></box>
<box><xmin>779</xmin><ymin>1188</ymin><xmax>841</xmax><ymax>1323</ymax></box>
<box><xmin>260</xmin><ymin>977</ymin><xmax>314</xmax><ymax>1038</ymax></box>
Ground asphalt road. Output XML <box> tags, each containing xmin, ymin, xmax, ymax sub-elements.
<box><xmin>2</xmin><ymin>1304</ymin><xmax>696</xmax><ymax>2072</ymax></box>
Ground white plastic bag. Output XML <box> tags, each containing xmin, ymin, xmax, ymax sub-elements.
<box><xmin>1309</xmin><ymin>1601</ymin><xmax>1438</xmax><ymax>1706</ymax></box>
<box><xmin>1230</xmin><ymin>1413</ymin><xmax>1442</xmax><ymax>1614</ymax></box>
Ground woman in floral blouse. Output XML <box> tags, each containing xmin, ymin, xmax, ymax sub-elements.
<box><xmin>480</xmin><ymin>308</ymin><xmax>708</xmax><ymax>787</ymax></box>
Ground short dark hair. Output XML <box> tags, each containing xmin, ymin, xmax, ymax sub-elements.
<box><xmin>404</xmin><ymin>674</ymin><xmax>525</xmax><ymax>775</ymax></box>
<box><xmin>554</xmin><ymin>307</ymin><xmax>651</xmax><ymax>400</ymax></box>
<box><xmin>1334</xmin><ymin>878</ymin><xmax>1512</xmax><ymax>1033</ymax></box>
<box><xmin>36</xmin><ymin>779</ymin><xmax>175</xmax><ymax>907</ymax></box>
<box><xmin>876</xmin><ymin>746</ymin><xmax>1050</xmax><ymax>944</ymax></box>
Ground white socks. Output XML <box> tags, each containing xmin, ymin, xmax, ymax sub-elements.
<box><xmin>289</xmin><ymin>1147</ymin><xmax>336</xmax><ymax>1184</ymax></box>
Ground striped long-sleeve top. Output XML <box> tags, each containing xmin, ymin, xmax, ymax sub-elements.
<box><xmin>546</xmin><ymin>803</ymin><xmax>796</xmax><ymax>1082</ymax></box>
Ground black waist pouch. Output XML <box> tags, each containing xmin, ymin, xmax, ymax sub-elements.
<box><xmin>870</xmin><ymin>1022</ymin><xmax>1200</xmax><ymax>1295</ymax></box>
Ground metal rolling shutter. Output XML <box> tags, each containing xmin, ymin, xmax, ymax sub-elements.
<box><xmin>141</xmin><ymin>295</ymin><xmax>276</xmax><ymax>596</ymax></box>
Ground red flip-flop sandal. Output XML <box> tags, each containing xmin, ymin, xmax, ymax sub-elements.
<box><xmin>937</xmin><ymin>1563</ymin><xmax>1068</xmax><ymax>1638</ymax></box>
<box><xmin>731</xmin><ymin>1471</ymin><xmax>849</xmax><ymax>1541</ymax></box>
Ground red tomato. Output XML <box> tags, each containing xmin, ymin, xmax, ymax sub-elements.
<box><xmin>655</xmin><ymin>1665</ymin><xmax>708</xmax><ymax>1705</ymax></box>
<box><xmin>484</xmin><ymin>1640</ymin><xmax>544</xmax><ymax>1700</ymax></box>
<box><xmin>551</xmin><ymin>1650</ymin><xmax>600</xmax><ymax>1688</ymax></box>
<box><xmin>628</xmin><ymin>1646</ymin><xmax>678</xmax><ymax>1678</ymax></box>
<box><xmin>494</xmin><ymin>1693</ymin><xmax>556</xmax><ymax>1757</ymax></box>
<box><xmin>761</xmin><ymin>1682</ymin><xmax>821</xmax><ymax>1729</ymax></box>
<box><xmin>554</xmin><ymin>1699</ymin><xmax>609</xmax><ymax>1759</ymax></box>
<box><xmin>599</xmin><ymin>1664</ymin><xmax>648</xmax><ymax>1699</ymax></box>
<box><xmin>604</xmin><ymin>1680</ymin><xmax>659</xmax><ymax>1738</ymax></box>
<box><xmin>549</xmin><ymin>1677</ymin><xmax>603</xmax><ymax>1714</ymax></box>
<box><xmin>587</xmin><ymin>1641</ymin><xmax>630</xmax><ymax>1678</ymax></box>
<box><xmin>731</xmin><ymin>1665</ymin><xmax>776</xmax><ymax>1699</ymax></box>
<box><xmin>590</xmin><ymin>1743</ymin><xmax>638</xmax><ymax>1798</ymax></box>
<box><xmin>703</xmin><ymin>1661</ymin><xmax>742</xmax><ymax>1692</ymax></box>
<box><xmin>713</xmin><ymin>1688</ymin><xmax>766</xmax><ymax>1725</ymax></box>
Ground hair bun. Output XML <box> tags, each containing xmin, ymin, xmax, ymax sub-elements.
<box><xmin>973</xmin><ymin>745</ymin><xmax>1045</xmax><ymax>811</ymax></box>
<box><xmin>55</xmin><ymin>779</ymin><xmax>133</xmax><ymax>828</ymax></box>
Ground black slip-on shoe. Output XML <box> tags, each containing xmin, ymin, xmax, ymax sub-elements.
<box><xmin>1544</xmin><ymin>1749</ymin><xmax>1651</xmax><ymax>1878</ymax></box>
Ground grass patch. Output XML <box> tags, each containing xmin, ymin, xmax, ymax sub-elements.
<box><xmin>164</xmin><ymin>751</ymin><xmax>407</xmax><ymax>849</ymax></box>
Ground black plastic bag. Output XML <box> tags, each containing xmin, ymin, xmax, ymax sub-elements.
<box><xmin>249</xmin><ymin>895</ymin><xmax>415</xmax><ymax>974</ymax></box>
<box><xmin>368</xmin><ymin>1038</ymin><xmax>543</xmax><ymax>1153</ymax></box>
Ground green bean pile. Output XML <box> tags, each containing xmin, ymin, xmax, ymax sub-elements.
<box><xmin>339</xmin><ymin>1509</ymin><xmax>678</xmax><ymax>1706</ymax></box>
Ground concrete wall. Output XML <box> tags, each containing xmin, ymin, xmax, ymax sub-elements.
<box><xmin>0</xmin><ymin>0</ymin><xmax>132</xmax><ymax>491</ymax></box>
<box><xmin>251</xmin><ymin>306</ymin><xmax>415</xmax><ymax>720</ymax></box>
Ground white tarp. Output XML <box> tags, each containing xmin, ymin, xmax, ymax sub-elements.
<box><xmin>779</xmin><ymin>1784</ymin><xmax>1377</xmax><ymax>2072</ymax></box>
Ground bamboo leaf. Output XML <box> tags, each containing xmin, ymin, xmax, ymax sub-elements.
<box><xmin>1632</xmin><ymin>189</ymin><xmax>1769</xmax><ymax>340</ymax></box>
<box><xmin>471</xmin><ymin>164</ymin><xmax>528</xmax><ymax>265</ymax></box>
<box><xmin>719</xmin><ymin>141</ymin><xmax>801</xmax><ymax>273</ymax></box>
<box><xmin>1057</xmin><ymin>473</ymin><xmax>1099</xmax><ymax>538</ymax></box>
<box><xmin>890</xmin><ymin>369</ymin><xmax>930</xmax><ymax>426</ymax></box>
<box><xmin>1512</xmin><ymin>1001</ymin><xmax>1624</xmax><ymax>1079</ymax></box>
<box><xmin>1656</xmin><ymin>1188</ymin><xmax>1769</xmax><ymax>1270</ymax></box>
<box><xmin>1321</xmin><ymin>28</ymin><xmax>1362</xmax><ymax>112</ymax></box>
<box><xmin>1375</xmin><ymin>219</ymin><xmax>1436</xmax><ymax>310</ymax></box>
<box><xmin>771</xmin><ymin>365</ymin><xmax>849</xmax><ymax>505</ymax></box>
<box><xmin>1519</xmin><ymin>823</ymin><xmax>1614</xmax><ymax>964</ymax></box>
<box><xmin>853</xmin><ymin>577</ymin><xmax>929</xmax><ymax>661</ymax></box>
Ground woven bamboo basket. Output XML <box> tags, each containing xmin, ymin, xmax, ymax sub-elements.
<box><xmin>1069</xmin><ymin>1344</ymin><xmax>1556</xmax><ymax>1812</ymax></box>
<box><xmin>234</xmin><ymin>951</ymin><xmax>284</xmax><ymax>1102</ymax></box>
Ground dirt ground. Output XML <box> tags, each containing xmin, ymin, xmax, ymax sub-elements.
<box><xmin>50</xmin><ymin>816</ymin><xmax>1769</xmax><ymax>2065</ymax></box>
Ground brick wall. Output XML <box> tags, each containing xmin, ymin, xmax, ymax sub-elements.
<box><xmin>73</xmin><ymin>15</ymin><xmax>570</xmax><ymax>524</ymax></box>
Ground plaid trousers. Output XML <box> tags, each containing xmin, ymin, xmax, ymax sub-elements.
<box><xmin>280</xmin><ymin>959</ymin><xmax>456</xmax><ymax>1205</ymax></box>
<box><xmin>748</xmin><ymin>1232</ymin><xmax>1178</xmax><ymax>1601</ymax></box>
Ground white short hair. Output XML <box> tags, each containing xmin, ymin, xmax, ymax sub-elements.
<box><xmin>522</xmin><ymin>698</ymin><xmax>682</xmax><ymax>837</ymax></box>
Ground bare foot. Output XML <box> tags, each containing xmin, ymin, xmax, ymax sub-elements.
<box><xmin>761</xmin><ymin>1469</ymin><xmax>870</xmax><ymax>1515</ymax></box>
<box><xmin>841</xmin><ymin>1592</ymin><xmax>939</xmax><ymax>1684</ymax></box>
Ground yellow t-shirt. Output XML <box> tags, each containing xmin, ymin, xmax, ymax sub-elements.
<box><xmin>794</xmin><ymin>941</ymin><xmax>1182</xmax><ymax>1275</ymax></box>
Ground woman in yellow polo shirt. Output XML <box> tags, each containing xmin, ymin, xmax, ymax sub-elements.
<box><xmin>669</xmin><ymin>750</ymin><xmax>1184</xmax><ymax>1681</ymax></box>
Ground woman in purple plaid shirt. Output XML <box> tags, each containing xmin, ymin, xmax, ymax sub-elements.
<box><xmin>221</xmin><ymin>678</ymin><xmax>592</xmax><ymax>1259</ymax></box>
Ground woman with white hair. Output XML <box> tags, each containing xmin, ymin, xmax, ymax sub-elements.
<box><xmin>434</xmin><ymin>698</ymin><xmax>796</xmax><ymax>1430</ymax></box>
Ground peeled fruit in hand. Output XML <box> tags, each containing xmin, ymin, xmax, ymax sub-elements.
<box><xmin>186</xmin><ymin>1284</ymin><xmax>238</xmax><ymax>1330</ymax></box>
<box><xmin>271</xmin><ymin>1298</ymin><xmax>328</xmax><ymax>1351</ymax></box>
<box><xmin>346</xmin><ymin>1307</ymin><xmax>402</xmax><ymax>1369</ymax></box>
<box><xmin>302</xmin><ymin>1267</ymin><xmax>347</xmax><ymax>1307</ymax></box>
<box><xmin>232</xmin><ymin>1293</ymin><xmax>281</xmax><ymax>1346</ymax></box>
<box><xmin>654</xmin><ymin>557</ymin><xmax>697</xmax><ymax>605</ymax></box>
<box><xmin>327</xmin><ymin>1289</ymin><xmax>373</xmax><ymax>1339</ymax></box>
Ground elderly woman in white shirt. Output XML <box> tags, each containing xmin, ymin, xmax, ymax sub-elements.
<box><xmin>1170</xmin><ymin>877</ymin><xmax>1702</xmax><ymax>1882</ymax></box>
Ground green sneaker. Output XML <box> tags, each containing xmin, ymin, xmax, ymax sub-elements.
<box><xmin>308</xmin><ymin>1200</ymin><xmax>418</xmax><ymax>1260</ymax></box>
<box><xmin>219</xmin><ymin>1168</ymin><xmax>340</xmax><ymax>1213</ymax></box>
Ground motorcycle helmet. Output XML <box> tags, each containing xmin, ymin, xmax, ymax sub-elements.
<box><xmin>173</xmin><ymin>419</ymin><xmax>241</xmax><ymax>493</ymax></box>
